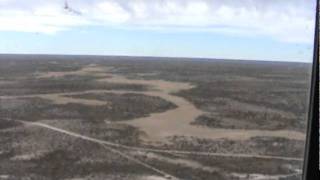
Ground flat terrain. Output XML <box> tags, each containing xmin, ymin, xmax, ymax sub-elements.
<box><xmin>0</xmin><ymin>55</ymin><xmax>311</xmax><ymax>180</ymax></box>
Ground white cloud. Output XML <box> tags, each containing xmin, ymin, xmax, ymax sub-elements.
<box><xmin>95</xmin><ymin>1</ymin><xmax>130</xmax><ymax>23</ymax></box>
<box><xmin>0</xmin><ymin>0</ymin><xmax>316</xmax><ymax>43</ymax></box>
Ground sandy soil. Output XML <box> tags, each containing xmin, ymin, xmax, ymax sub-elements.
<box><xmin>5</xmin><ymin>64</ymin><xmax>306</xmax><ymax>143</ymax></box>
<box><xmin>35</xmin><ymin>65</ymin><xmax>112</xmax><ymax>78</ymax></box>
<box><xmin>38</xmin><ymin>94</ymin><xmax>108</xmax><ymax>106</ymax></box>
<box><xmin>10</xmin><ymin>150</ymin><xmax>47</xmax><ymax>161</ymax></box>
<box><xmin>93</xmin><ymin>65</ymin><xmax>306</xmax><ymax>142</ymax></box>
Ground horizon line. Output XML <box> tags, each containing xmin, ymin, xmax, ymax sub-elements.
<box><xmin>0</xmin><ymin>53</ymin><xmax>309</xmax><ymax>64</ymax></box>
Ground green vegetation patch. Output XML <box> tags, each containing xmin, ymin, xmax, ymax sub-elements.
<box><xmin>66</xmin><ymin>92</ymin><xmax>177</xmax><ymax>121</ymax></box>
<box><xmin>0</xmin><ymin>92</ymin><xmax>177</xmax><ymax>122</ymax></box>
<box><xmin>192</xmin><ymin>111</ymin><xmax>305</xmax><ymax>132</ymax></box>
<box><xmin>0</xmin><ymin>119</ymin><xmax>21</xmax><ymax>130</ymax></box>
<box><xmin>190</xmin><ymin>155</ymin><xmax>302</xmax><ymax>176</ymax></box>
<box><xmin>167</xmin><ymin>136</ymin><xmax>305</xmax><ymax>158</ymax></box>
<box><xmin>0</xmin><ymin>78</ymin><xmax>148</xmax><ymax>96</ymax></box>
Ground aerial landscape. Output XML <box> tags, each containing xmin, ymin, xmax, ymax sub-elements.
<box><xmin>0</xmin><ymin>54</ymin><xmax>311</xmax><ymax>180</ymax></box>
<box><xmin>0</xmin><ymin>0</ymin><xmax>317</xmax><ymax>179</ymax></box>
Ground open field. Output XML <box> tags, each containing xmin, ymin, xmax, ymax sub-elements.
<box><xmin>0</xmin><ymin>55</ymin><xmax>311</xmax><ymax>180</ymax></box>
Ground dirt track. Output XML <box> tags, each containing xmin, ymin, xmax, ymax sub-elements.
<box><xmin>0</xmin><ymin>64</ymin><xmax>305</xmax><ymax>179</ymax></box>
<box><xmin>14</xmin><ymin>119</ymin><xmax>302</xmax><ymax>161</ymax></box>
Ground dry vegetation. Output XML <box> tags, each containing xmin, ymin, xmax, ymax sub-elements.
<box><xmin>0</xmin><ymin>55</ymin><xmax>310</xmax><ymax>180</ymax></box>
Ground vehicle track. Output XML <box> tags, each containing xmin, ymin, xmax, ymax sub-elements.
<box><xmin>0</xmin><ymin>65</ymin><xmax>306</xmax><ymax>142</ymax></box>
<box><xmin>14</xmin><ymin>119</ymin><xmax>303</xmax><ymax>162</ymax></box>
<box><xmin>100</xmin><ymin>144</ymin><xmax>180</xmax><ymax>180</ymax></box>
<box><xmin>9</xmin><ymin>119</ymin><xmax>180</xmax><ymax>180</ymax></box>
<box><xmin>0</xmin><ymin>88</ymin><xmax>306</xmax><ymax>142</ymax></box>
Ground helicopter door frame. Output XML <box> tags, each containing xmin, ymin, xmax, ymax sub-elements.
<box><xmin>303</xmin><ymin>0</ymin><xmax>319</xmax><ymax>179</ymax></box>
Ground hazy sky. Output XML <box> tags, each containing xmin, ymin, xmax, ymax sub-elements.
<box><xmin>0</xmin><ymin>0</ymin><xmax>317</xmax><ymax>62</ymax></box>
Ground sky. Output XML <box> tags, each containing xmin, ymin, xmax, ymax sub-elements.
<box><xmin>0</xmin><ymin>0</ymin><xmax>317</xmax><ymax>62</ymax></box>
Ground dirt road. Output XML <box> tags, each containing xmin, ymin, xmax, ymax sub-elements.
<box><xmin>1</xmin><ymin>64</ymin><xmax>306</xmax><ymax>143</ymax></box>
<box><xmin>14</xmin><ymin>119</ymin><xmax>302</xmax><ymax>161</ymax></box>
